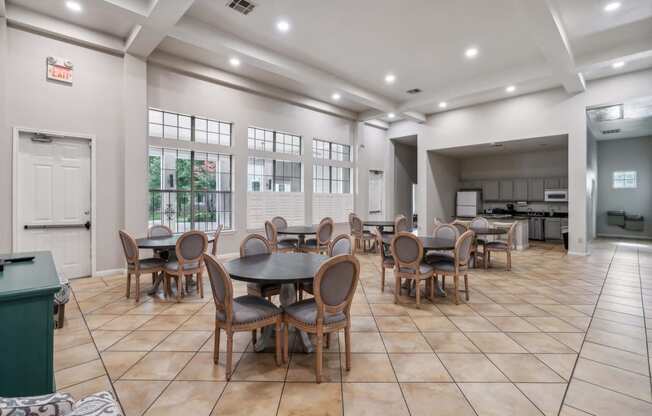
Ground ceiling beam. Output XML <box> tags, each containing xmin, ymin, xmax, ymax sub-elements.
<box><xmin>169</xmin><ymin>16</ymin><xmax>397</xmax><ymax>113</ymax></box>
<box><xmin>0</xmin><ymin>1</ymin><xmax>6</xmax><ymax>18</ymax></box>
<box><xmin>512</xmin><ymin>0</ymin><xmax>585</xmax><ymax>93</ymax></box>
<box><xmin>124</xmin><ymin>0</ymin><xmax>195</xmax><ymax>58</ymax></box>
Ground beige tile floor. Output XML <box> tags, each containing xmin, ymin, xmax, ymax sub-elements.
<box><xmin>53</xmin><ymin>239</ymin><xmax>652</xmax><ymax>416</ymax></box>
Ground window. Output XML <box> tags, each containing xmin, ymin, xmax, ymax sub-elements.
<box><xmin>148</xmin><ymin>147</ymin><xmax>232</xmax><ymax>232</ymax></box>
<box><xmin>149</xmin><ymin>108</ymin><xmax>232</xmax><ymax>146</ymax></box>
<box><xmin>313</xmin><ymin>165</ymin><xmax>330</xmax><ymax>193</ymax></box>
<box><xmin>312</xmin><ymin>139</ymin><xmax>351</xmax><ymax>161</ymax></box>
<box><xmin>613</xmin><ymin>171</ymin><xmax>637</xmax><ymax>189</ymax></box>
<box><xmin>248</xmin><ymin>157</ymin><xmax>302</xmax><ymax>192</ymax></box>
<box><xmin>248</xmin><ymin>127</ymin><xmax>301</xmax><ymax>155</ymax></box>
<box><xmin>313</xmin><ymin>165</ymin><xmax>351</xmax><ymax>194</ymax></box>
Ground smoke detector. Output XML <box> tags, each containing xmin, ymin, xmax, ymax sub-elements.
<box><xmin>406</xmin><ymin>88</ymin><xmax>422</xmax><ymax>95</ymax></box>
<box><xmin>226</xmin><ymin>0</ymin><xmax>256</xmax><ymax>15</ymax></box>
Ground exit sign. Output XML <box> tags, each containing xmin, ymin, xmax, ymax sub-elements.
<box><xmin>46</xmin><ymin>56</ymin><xmax>73</xmax><ymax>84</ymax></box>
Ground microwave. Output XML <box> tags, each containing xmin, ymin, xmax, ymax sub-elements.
<box><xmin>544</xmin><ymin>189</ymin><xmax>568</xmax><ymax>202</ymax></box>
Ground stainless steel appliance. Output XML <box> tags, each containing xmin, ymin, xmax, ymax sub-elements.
<box><xmin>544</xmin><ymin>189</ymin><xmax>568</xmax><ymax>202</ymax></box>
<box><xmin>456</xmin><ymin>191</ymin><xmax>482</xmax><ymax>217</ymax></box>
<box><xmin>528</xmin><ymin>212</ymin><xmax>545</xmax><ymax>240</ymax></box>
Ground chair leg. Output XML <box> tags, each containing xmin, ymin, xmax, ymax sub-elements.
<box><xmin>415</xmin><ymin>278</ymin><xmax>421</xmax><ymax>309</ymax></box>
<box><xmin>175</xmin><ymin>276</ymin><xmax>181</xmax><ymax>302</ymax></box>
<box><xmin>135</xmin><ymin>273</ymin><xmax>140</xmax><ymax>302</ymax></box>
<box><xmin>125</xmin><ymin>272</ymin><xmax>131</xmax><ymax>299</ymax></box>
<box><xmin>226</xmin><ymin>332</ymin><xmax>233</xmax><ymax>381</ymax></box>
<box><xmin>507</xmin><ymin>251</ymin><xmax>512</xmax><ymax>271</ymax></box>
<box><xmin>251</xmin><ymin>329</ymin><xmax>257</xmax><ymax>346</ymax></box>
<box><xmin>464</xmin><ymin>274</ymin><xmax>470</xmax><ymax>301</ymax></box>
<box><xmin>325</xmin><ymin>333</ymin><xmax>330</xmax><ymax>349</ymax></box>
<box><xmin>198</xmin><ymin>272</ymin><xmax>204</xmax><ymax>298</ymax></box>
<box><xmin>345</xmin><ymin>326</ymin><xmax>351</xmax><ymax>371</ymax></box>
<box><xmin>453</xmin><ymin>275</ymin><xmax>460</xmax><ymax>305</ymax></box>
<box><xmin>283</xmin><ymin>323</ymin><xmax>289</xmax><ymax>363</ymax></box>
<box><xmin>315</xmin><ymin>328</ymin><xmax>323</xmax><ymax>383</ymax></box>
<box><xmin>213</xmin><ymin>326</ymin><xmax>220</xmax><ymax>364</ymax></box>
<box><xmin>152</xmin><ymin>272</ymin><xmax>156</xmax><ymax>285</ymax></box>
<box><xmin>57</xmin><ymin>304</ymin><xmax>66</xmax><ymax>329</ymax></box>
<box><xmin>275</xmin><ymin>320</ymin><xmax>282</xmax><ymax>365</ymax></box>
<box><xmin>381</xmin><ymin>267</ymin><xmax>385</xmax><ymax>292</ymax></box>
<box><xmin>394</xmin><ymin>275</ymin><xmax>401</xmax><ymax>304</ymax></box>
<box><xmin>429</xmin><ymin>276</ymin><xmax>435</xmax><ymax>300</ymax></box>
<box><xmin>441</xmin><ymin>276</ymin><xmax>446</xmax><ymax>291</ymax></box>
<box><xmin>484</xmin><ymin>250</ymin><xmax>489</xmax><ymax>269</ymax></box>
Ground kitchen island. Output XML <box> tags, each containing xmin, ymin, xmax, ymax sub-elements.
<box><xmin>456</xmin><ymin>216</ymin><xmax>529</xmax><ymax>250</ymax></box>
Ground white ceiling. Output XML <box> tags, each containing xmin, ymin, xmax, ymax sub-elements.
<box><xmin>587</xmin><ymin>95</ymin><xmax>652</xmax><ymax>140</ymax></box>
<box><xmin>4</xmin><ymin>0</ymin><xmax>652</xmax><ymax>121</ymax></box>
<box><xmin>434</xmin><ymin>135</ymin><xmax>569</xmax><ymax>158</ymax></box>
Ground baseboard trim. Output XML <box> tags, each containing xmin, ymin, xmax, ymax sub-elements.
<box><xmin>596</xmin><ymin>233</ymin><xmax>652</xmax><ymax>241</ymax></box>
<box><xmin>567</xmin><ymin>251</ymin><xmax>588</xmax><ymax>256</ymax></box>
<box><xmin>94</xmin><ymin>268</ymin><xmax>126</xmax><ymax>277</ymax></box>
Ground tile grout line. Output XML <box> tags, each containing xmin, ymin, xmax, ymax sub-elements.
<box><xmin>636</xmin><ymin>249</ymin><xmax>652</xmax><ymax>401</ymax></box>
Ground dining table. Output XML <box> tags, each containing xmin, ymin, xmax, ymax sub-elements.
<box><xmin>224</xmin><ymin>252</ymin><xmax>328</xmax><ymax>353</ymax></box>
<box><xmin>363</xmin><ymin>220</ymin><xmax>395</xmax><ymax>234</ymax></box>
<box><xmin>136</xmin><ymin>233</ymin><xmax>215</xmax><ymax>295</ymax></box>
<box><xmin>276</xmin><ymin>225</ymin><xmax>318</xmax><ymax>251</ymax></box>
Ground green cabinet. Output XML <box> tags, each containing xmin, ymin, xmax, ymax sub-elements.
<box><xmin>0</xmin><ymin>252</ymin><xmax>61</xmax><ymax>396</ymax></box>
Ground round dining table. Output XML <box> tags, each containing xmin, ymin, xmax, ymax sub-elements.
<box><xmin>381</xmin><ymin>234</ymin><xmax>456</xmax><ymax>250</ymax></box>
<box><xmin>470</xmin><ymin>227</ymin><xmax>509</xmax><ymax>236</ymax></box>
<box><xmin>225</xmin><ymin>252</ymin><xmax>328</xmax><ymax>353</ymax></box>
<box><xmin>363</xmin><ymin>220</ymin><xmax>395</xmax><ymax>234</ymax></box>
<box><xmin>277</xmin><ymin>225</ymin><xmax>317</xmax><ymax>250</ymax></box>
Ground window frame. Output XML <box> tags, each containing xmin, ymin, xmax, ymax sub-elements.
<box><xmin>247</xmin><ymin>156</ymin><xmax>303</xmax><ymax>193</ymax></box>
<box><xmin>149</xmin><ymin>108</ymin><xmax>233</xmax><ymax>147</ymax></box>
<box><xmin>612</xmin><ymin>171</ymin><xmax>637</xmax><ymax>189</ymax></box>
<box><xmin>248</xmin><ymin>126</ymin><xmax>302</xmax><ymax>156</ymax></box>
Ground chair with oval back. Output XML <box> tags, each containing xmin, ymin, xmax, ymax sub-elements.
<box><xmin>375</xmin><ymin>227</ymin><xmax>394</xmax><ymax>293</ymax></box>
<box><xmin>271</xmin><ymin>216</ymin><xmax>298</xmax><ymax>246</ymax></box>
<box><xmin>147</xmin><ymin>224</ymin><xmax>174</xmax><ymax>260</ymax></box>
<box><xmin>425</xmin><ymin>224</ymin><xmax>460</xmax><ymax>265</ymax></box>
<box><xmin>210</xmin><ymin>224</ymin><xmax>223</xmax><ymax>256</ymax></box>
<box><xmin>204</xmin><ymin>254</ymin><xmax>282</xmax><ymax>380</ymax></box>
<box><xmin>349</xmin><ymin>214</ymin><xmax>374</xmax><ymax>253</ymax></box>
<box><xmin>300</xmin><ymin>234</ymin><xmax>354</xmax><ymax>301</ymax></box>
<box><xmin>468</xmin><ymin>217</ymin><xmax>490</xmax><ymax>267</ymax></box>
<box><xmin>264</xmin><ymin>221</ymin><xmax>296</xmax><ymax>253</ymax></box>
<box><xmin>284</xmin><ymin>254</ymin><xmax>360</xmax><ymax>383</ymax></box>
<box><xmin>451</xmin><ymin>221</ymin><xmax>468</xmax><ymax>235</ymax></box>
<box><xmin>390</xmin><ymin>232</ymin><xmax>434</xmax><ymax>309</ymax></box>
<box><xmin>483</xmin><ymin>222</ymin><xmax>517</xmax><ymax>270</ymax></box>
<box><xmin>119</xmin><ymin>230</ymin><xmax>166</xmax><ymax>302</ymax></box>
<box><xmin>304</xmin><ymin>219</ymin><xmax>334</xmax><ymax>254</ymax></box>
<box><xmin>163</xmin><ymin>231</ymin><xmax>208</xmax><ymax>301</ymax></box>
<box><xmin>394</xmin><ymin>214</ymin><xmax>410</xmax><ymax>233</ymax></box>
<box><xmin>430</xmin><ymin>230</ymin><xmax>475</xmax><ymax>304</ymax></box>
<box><xmin>240</xmin><ymin>234</ymin><xmax>282</xmax><ymax>301</ymax></box>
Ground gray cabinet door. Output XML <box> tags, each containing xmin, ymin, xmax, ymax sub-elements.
<box><xmin>544</xmin><ymin>177</ymin><xmax>560</xmax><ymax>189</ymax></box>
<box><xmin>544</xmin><ymin>218</ymin><xmax>562</xmax><ymax>240</ymax></box>
<box><xmin>528</xmin><ymin>178</ymin><xmax>544</xmax><ymax>201</ymax></box>
<box><xmin>482</xmin><ymin>181</ymin><xmax>500</xmax><ymax>201</ymax></box>
<box><xmin>513</xmin><ymin>179</ymin><xmax>528</xmax><ymax>201</ymax></box>
<box><xmin>499</xmin><ymin>180</ymin><xmax>513</xmax><ymax>201</ymax></box>
<box><xmin>559</xmin><ymin>176</ymin><xmax>568</xmax><ymax>188</ymax></box>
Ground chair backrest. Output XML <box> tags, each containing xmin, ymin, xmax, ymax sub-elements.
<box><xmin>394</xmin><ymin>215</ymin><xmax>409</xmax><ymax>233</ymax></box>
<box><xmin>469</xmin><ymin>217</ymin><xmax>490</xmax><ymax>230</ymax></box>
<box><xmin>118</xmin><ymin>230</ymin><xmax>138</xmax><ymax>264</ymax></box>
<box><xmin>240</xmin><ymin>234</ymin><xmax>271</xmax><ymax>257</ymax></box>
<box><xmin>147</xmin><ymin>224</ymin><xmax>173</xmax><ymax>238</ymax></box>
<box><xmin>390</xmin><ymin>232</ymin><xmax>424</xmax><ymax>271</ymax></box>
<box><xmin>211</xmin><ymin>225</ymin><xmax>223</xmax><ymax>256</ymax></box>
<box><xmin>328</xmin><ymin>234</ymin><xmax>353</xmax><ymax>257</ymax></box>
<box><xmin>455</xmin><ymin>230</ymin><xmax>476</xmax><ymax>267</ymax></box>
<box><xmin>320</xmin><ymin>217</ymin><xmax>334</xmax><ymax>224</ymax></box>
<box><xmin>313</xmin><ymin>254</ymin><xmax>360</xmax><ymax>318</ymax></box>
<box><xmin>175</xmin><ymin>231</ymin><xmax>208</xmax><ymax>264</ymax></box>
<box><xmin>433</xmin><ymin>217</ymin><xmax>443</xmax><ymax>228</ymax></box>
<box><xmin>317</xmin><ymin>219</ymin><xmax>334</xmax><ymax>245</ymax></box>
<box><xmin>264</xmin><ymin>220</ymin><xmax>278</xmax><ymax>245</ymax></box>
<box><xmin>203</xmin><ymin>254</ymin><xmax>233</xmax><ymax>321</ymax></box>
<box><xmin>433</xmin><ymin>224</ymin><xmax>460</xmax><ymax>241</ymax></box>
<box><xmin>451</xmin><ymin>221</ymin><xmax>467</xmax><ymax>235</ymax></box>
<box><xmin>348</xmin><ymin>212</ymin><xmax>356</xmax><ymax>226</ymax></box>
<box><xmin>505</xmin><ymin>222</ymin><xmax>518</xmax><ymax>248</ymax></box>
<box><xmin>271</xmin><ymin>216</ymin><xmax>288</xmax><ymax>230</ymax></box>
<box><xmin>374</xmin><ymin>227</ymin><xmax>391</xmax><ymax>260</ymax></box>
<box><xmin>350</xmin><ymin>215</ymin><xmax>363</xmax><ymax>236</ymax></box>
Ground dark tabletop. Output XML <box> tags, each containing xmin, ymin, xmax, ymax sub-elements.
<box><xmin>136</xmin><ymin>234</ymin><xmax>215</xmax><ymax>250</ymax></box>
<box><xmin>470</xmin><ymin>227</ymin><xmax>509</xmax><ymax>235</ymax></box>
<box><xmin>382</xmin><ymin>235</ymin><xmax>455</xmax><ymax>250</ymax></box>
<box><xmin>224</xmin><ymin>253</ymin><xmax>328</xmax><ymax>283</ymax></box>
<box><xmin>277</xmin><ymin>225</ymin><xmax>318</xmax><ymax>235</ymax></box>
<box><xmin>363</xmin><ymin>220</ymin><xmax>395</xmax><ymax>227</ymax></box>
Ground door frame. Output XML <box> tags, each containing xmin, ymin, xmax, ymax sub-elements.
<box><xmin>12</xmin><ymin>126</ymin><xmax>98</xmax><ymax>277</ymax></box>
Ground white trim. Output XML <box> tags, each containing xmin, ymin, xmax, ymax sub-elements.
<box><xmin>596</xmin><ymin>233</ymin><xmax>652</xmax><ymax>241</ymax></box>
<box><xmin>567</xmin><ymin>250</ymin><xmax>589</xmax><ymax>256</ymax></box>
<box><xmin>94</xmin><ymin>268</ymin><xmax>126</xmax><ymax>277</ymax></box>
<box><xmin>12</xmin><ymin>126</ymin><xmax>98</xmax><ymax>277</ymax></box>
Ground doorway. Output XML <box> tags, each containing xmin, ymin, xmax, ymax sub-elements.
<box><xmin>392</xmin><ymin>136</ymin><xmax>418</xmax><ymax>227</ymax></box>
<box><xmin>368</xmin><ymin>170</ymin><xmax>384</xmax><ymax>220</ymax></box>
<box><xmin>13</xmin><ymin>128</ymin><xmax>95</xmax><ymax>278</ymax></box>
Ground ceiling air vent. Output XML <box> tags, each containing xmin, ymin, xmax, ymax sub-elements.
<box><xmin>602</xmin><ymin>128</ymin><xmax>621</xmax><ymax>134</ymax></box>
<box><xmin>226</xmin><ymin>0</ymin><xmax>256</xmax><ymax>15</ymax></box>
<box><xmin>406</xmin><ymin>88</ymin><xmax>422</xmax><ymax>95</ymax></box>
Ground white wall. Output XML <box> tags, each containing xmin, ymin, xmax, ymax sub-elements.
<box><xmin>596</xmin><ymin>136</ymin><xmax>652</xmax><ymax>239</ymax></box>
<box><xmin>393</xmin><ymin>141</ymin><xmax>417</xmax><ymax>225</ymax></box>
<box><xmin>355</xmin><ymin>123</ymin><xmax>393</xmax><ymax>220</ymax></box>
<box><xmin>459</xmin><ymin>148</ymin><xmax>568</xmax><ymax>180</ymax></box>
<box><xmin>427</xmin><ymin>151</ymin><xmax>461</xmax><ymax>225</ymax></box>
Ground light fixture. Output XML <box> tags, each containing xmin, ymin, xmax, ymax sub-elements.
<box><xmin>388</xmin><ymin>112</ymin><xmax>396</xmax><ymax>119</ymax></box>
<box><xmin>331</xmin><ymin>93</ymin><xmax>341</xmax><ymax>101</ymax></box>
<box><xmin>384</xmin><ymin>74</ymin><xmax>396</xmax><ymax>84</ymax></box>
<box><xmin>439</xmin><ymin>101</ymin><xmax>447</xmax><ymax>108</ymax></box>
<box><xmin>276</xmin><ymin>20</ymin><xmax>290</xmax><ymax>32</ymax></box>
<box><xmin>612</xmin><ymin>61</ymin><xmax>625</xmax><ymax>69</ymax></box>
<box><xmin>604</xmin><ymin>2</ymin><xmax>621</xmax><ymax>12</ymax></box>
<box><xmin>229</xmin><ymin>57</ymin><xmax>241</xmax><ymax>67</ymax></box>
<box><xmin>65</xmin><ymin>1</ymin><xmax>82</xmax><ymax>12</ymax></box>
<box><xmin>465</xmin><ymin>47</ymin><xmax>478</xmax><ymax>59</ymax></box>
<box><xmin>505</xmin><ymin>85</ymin><xmax>516</xmax><ymax>93</ymax></box>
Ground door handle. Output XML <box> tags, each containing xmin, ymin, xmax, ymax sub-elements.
<box><xmin>24</xmin><ymin>223</ymin><xmax>91</xmax><ymax>230</ymax></box>
<box><xmin>84</xmin><ymin>221</ymin><xmax>91</xmax><ymax>230</ymax></box>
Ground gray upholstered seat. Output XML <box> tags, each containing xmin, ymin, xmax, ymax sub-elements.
<box><xmin>164</xmin><ymin>260</ymin><xmax>200</xmax><ymax>272</ymax></box>
<box><xmin>216</xmin><ymin>295</ymin><xmax>281</xmax><ymax>324</ymax></box>
<box><xmin>284</xmin><ymin>298</ymin><xmax>346</xmax><ymax>325</ymax></box>
<box><xmin>485</xmin><ymin>241</ymin><xmax>509</xmax><ymax>250</ymax></box>
<box><xmin>129</xmin><ymin>257</ymin><xmax>166</xmax><ymax>270</ymax></box>
<box><xmin>277</xmin><ymin>239</ymin><xmax>297</xmax><ymax>250</ymax></box>
<box><xmin>430</xmin><ymin>259</ymin><xmax>456</xmax><ymax>272</ymax></box>
<box><xmin>399</xmin><ymin>263</ymin><xmax>434</xmax><ymax>274</ymax></box>
<box><xmin>425</xmin><ymin>252</ymin><xmax>454</xmax><ymax>263</ymax></box>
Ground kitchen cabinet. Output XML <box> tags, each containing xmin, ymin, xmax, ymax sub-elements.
<box><xmin>513</xmin><ymin>179</ymin><xmax>528</xmax><ymax>201</ymax></box>
<box><xmin>544</xmin><ymin>177</ymin><xmax>560</xmax><ymax>189</ymax></box>
<box><xmin>482</xmin><ymin>180</ymin><xmax>500</xmax><ymax>201</ymax></box>
<box><xmin>544</xmin><ymin>218</ymin><xmax>562</xmax><ymax>240</ymax></box>
<box><xmin>528</xmin><ymin>178</ymin><xmax>545</xmax><ymax>201</ymax></box>
<box><xmin>559</xmin><ymin>176</ymin><xmax>568</xmax><ymax>188</ymax></box>
<box><xmin>499</xmin><ymin>180</ymin><xmax>513</xmax><ymax>201</ymax></box>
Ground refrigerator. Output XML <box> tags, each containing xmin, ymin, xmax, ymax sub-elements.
<box><xmin>456</xmin><ymin>191</ymin><xmax>482</xmax><ymax>217</ymax></box>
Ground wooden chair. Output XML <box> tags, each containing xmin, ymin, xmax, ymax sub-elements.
<box><xmin>433</xmin><ymin>217</ymin><xmax>444</xmax><ymax>229</ymax></box>
<box><xmin>204</xmin><ymin>254</ymin><xmax>282</xmax><ymax>380</ymax></box>
<box><xmin>390</xmin><ymin>232</ymin><xmax>434</xmax><ymax>309</ymax></box>
<box><xmin>272</xmin><ymin>216</ymin><xmax>298</xmax><ymax>246</ymax></box>
<box><xmin>163</xmin><ymin>231</ymin><xmax>208</xmax><ymax>301</ymax></box>
<box><xmin>241</xmin><ymin>234</ymin><xmax>281</xmax><ymax>300</ymax></box>
<box><xmin>210</xmin><ymin>224</ymin><xmax>223</xmax><ymax>256</ymax></box>
<box><xmin>425</xmin><ymin>224</ymin><xmax>459</xmax><ymax>265</ymax></box>
<box><xmin>394</xmin><ymin>214</ymin><xmax>410</xmax><ymax>233</ymax></box>
<box><xmin>469</xmin><ymin>217</ymin><xmax>490</xmax><ymax>265</ymax></box>
<box><xmin>304</xmin><ymin>219</ymin><xmax>334</xmax><ymax>254</ymax></box>
<box><xmin>119</xmin><ymin>230</ymin><xmax>165</xmax><ymax>302</ymax></box>
<box><xmin>451</xmin><ymin>221</ymin><xmax>468</xmax><ymax>236</ymax></box>
<box><xmin>299</xmin><ymin>234</ymin><xmax>353</xmax><ymax>300</ymax></box>
<box><xmin>431</xmin><ymin>230</ymin><xmax>475</xmax><ymax>304</ymax></box>
<box><xmin>350</xmin><ymin>214</ymin><xmax>374</xmax><ymax>252</ymax></box>
<box><xmin>283</xmin><ymin>254</ymin><xmax>360</xmax><ymax>383</ymax></box>
<box><xmin>147</xmin><ymin>224</ymin><xmax>173</xmax><ymax>238</ymax></box>
<box><xmin>264</xmin><ymin>220</ymin><xmax>296</xmax><ymax>252</ymax></box>
<box><xmin>483</xmin><ymin>222</ymin><xmax>517</xmax><ymax>270</ymax></box>
<box><xmin>375</xmin><ymin>227</ymin><xmax>394</xmax><ymax>293</ymax></box>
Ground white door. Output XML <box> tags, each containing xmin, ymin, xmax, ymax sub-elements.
<box><xmin>16</xmin><ymin>133</ymin><xmax>91</xmax><ymax>278</ymax></box>
<box><xmin>368</xmin><ymin>170</ymin><xmax>384</xmax><ymax>220</ymax></box>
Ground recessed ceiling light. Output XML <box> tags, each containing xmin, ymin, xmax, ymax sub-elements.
<box><xmin>331</xmin><ymin>93</ymin><xmax>341</xmax><ymax>101</ymax></box>
<box><xmin>612</xmin><ymin>61</ymin><xmax>625</xmax><ymax>68</ymax></box>
<box><xmin>388</xmin><ymin>112</ymin><xmax>396</xmax><ymax>119</ymax></box>
<box><xmin>439</xmin><ymin>101</ymin><xmax>448</xmax><ymax>108</ymax></box>
<box><xmin>604</xmin><ymin>2</ymin><xmax>621</xmax><ymax>12</ymax></box>
<box><xmin>465</xmin><ymin>47</ymin><xmax>478</xmax><ymax>58</ymax></box>
<box><xmin>506</xmin><ymin>85</ymin><xmax>516</xmax><ymax>93</ymax></box>
<box><xmin>384</xmin><ymin>74</ymin><xmax>396</xmax><ymax>84</ymax></box>
<box><xmin>276</xmin><ymin>20</ymin><xmax>290</xmax><ymax>32</ymax></box>
<box><xmin>66</xmin><ymin>1</ymin><xmax>82</xmax><ymax>12</ymax></box>
<box><xmin>229</xmin><ymin>57</ymin><xmax>241</xmax><ymax>67</ymax></box>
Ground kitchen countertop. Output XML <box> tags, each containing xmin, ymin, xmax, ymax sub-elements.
<box><xmin>457</xmin><ymin>213</ymin><xmax>568</xmax><ymax>221</ymax></box>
